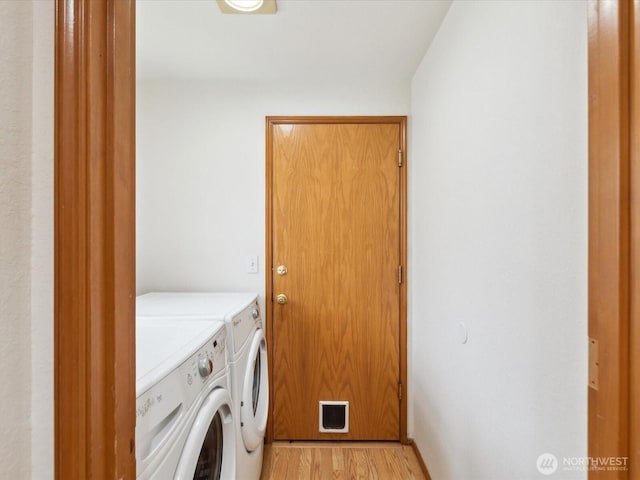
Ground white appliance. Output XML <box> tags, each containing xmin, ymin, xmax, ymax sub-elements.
<box><xmin>137</xmin><ymin>292</ymin><xmax>269</xmax><ymax>480</ymax></box>
<box><xmin>136</xmin><ymin>318</ymin><xmax>236</xmax><ymax>479</ymax></box>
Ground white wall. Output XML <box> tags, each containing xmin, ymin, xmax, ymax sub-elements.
<box><xmin>31</xmin><ymin>1</ymin><xmax>54</xmax><ymax>478</ymax></box>
<box><xmin>0</xmin><ymin>1</ymin><xmax>34</xmax><ymax>477</ymax></box>
<box><xmin>136</xmin><ymin>79</ymin><xmax>410</xmax><ymax>298</ymax></box>
<box><xmin>0</xmin><ymin>2</ymin><xmax>54</xmax><ymax>478</ymax></box>
<box><xmin>409</xmin><ymin>1</ymin><xmax>587</xmax><ymax>479</ymax></box>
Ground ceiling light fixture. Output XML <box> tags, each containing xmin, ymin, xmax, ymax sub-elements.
<box><xmin>217</xmin><ymin>0</ymin><xmax>277</xmax><ymax>14</ymax></box>
<box><xmin>225</xmin><ymin>0</ymin><xmax>263</xmax><ymax>11</ymax></box>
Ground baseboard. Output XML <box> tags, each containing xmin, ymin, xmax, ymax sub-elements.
<box><xmin>408</xmin><ymin>438</ymin><xmax>432</xmax><ymax>480</ymax></box>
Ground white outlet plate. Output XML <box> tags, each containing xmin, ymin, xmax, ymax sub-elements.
<box><xmin>248</xmin><ymin>256</ymin><xmax>259</xmax><ymax>274</ymax></box>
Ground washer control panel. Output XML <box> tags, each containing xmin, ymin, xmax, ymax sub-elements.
<box><xmin>136</xmin><ymin>324</ymin><xmax>228</xmax><ymax>466</ymax></box>
<box><xmin>184</xmin><ymin>327</ymin><xmax>227</xmax><ymax>388</ymax></box>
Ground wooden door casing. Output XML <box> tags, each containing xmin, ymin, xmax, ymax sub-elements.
<box><xmin>55</xmin><ymin>0</ymin><xmax>136</xmax><ymax>478</ymax></box>
<box><xmin>630</xmin><ymin>0</ymin><xmax>640</xmax><ymax>475</ymax></box>
<box><xmin>266</xmin><ymin>117</ymin><xmax>407</xmax><ymax>442</ymax></box>
<box><xmin>588</xmin><ymin>1</ymin><xmax>639</xmax><ymax>478</ymax></box>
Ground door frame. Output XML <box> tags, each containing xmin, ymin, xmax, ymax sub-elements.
<box><xmin>631</xmin><ymin>0</ymin><xmax>640</xmax><ymax>474</ymax></box>
<box><xmin>587</xmin><ymin>0</ymin><xmax>638</xmax><ymax>477</ymax></box>
<box><xmin>54</xmin><ymin>0</ymin><xmax>135</xmax><ymax>478</ymax></box>
<box><xmin>52</xmin><ymin>1</ymin><xmax>638</xmax><ymax>477</ymax></box>
<box><xmin>264</xmin><ymin>116</ymin><xmax>408</xmax><ymax>444</ymax></box>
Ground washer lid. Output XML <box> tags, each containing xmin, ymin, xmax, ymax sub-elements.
<box><xmin>136</xmin><ymin>319</ymin><xmax>225</xmax><ymax>394</ymax></box>
<box><xmin>137</xmin><ymin>292</ymin><xmax>258</xmax><ymax>319</ymax></box>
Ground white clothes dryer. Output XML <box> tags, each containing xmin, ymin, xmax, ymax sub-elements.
<box><xmin>136</xmin><ymin>318</ymin><xmax>236</xmax><ymax>479</ymax></box>
<box><xmin>137</xmin><ymin>293</ymin><xmax>269</xmax><ymax>480</ymax></box>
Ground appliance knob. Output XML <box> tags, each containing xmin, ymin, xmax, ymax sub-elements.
<box><xmin>251</xmin><ymin>308</ymin><xmax>259</xmax><ymax>319</ymax></box>
<box><xmin>198</xmin><ymin>357</ymin><xmax>213</xmax><ymax>377</ymax></box>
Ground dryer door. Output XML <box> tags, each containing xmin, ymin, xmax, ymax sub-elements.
<box><xmin>174</xmin><ymin>388</ymin><xmax>236</xmax><ymax>480</ymax></box>
<box><xmin>240</xmin><ymin>329</ymin><xmax>269</xmax><ymax>451</ymax></box>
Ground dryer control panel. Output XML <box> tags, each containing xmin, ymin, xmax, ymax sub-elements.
<box><xmin>230</xmin><ymin>301</ymin><xmax>262</xmax><ymax>353</ymax></box>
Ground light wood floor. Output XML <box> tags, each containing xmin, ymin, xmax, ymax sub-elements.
<box><xmin>260</xmin><ymin>442</ymin><xmax>427</xmax><ymax>480</ymax></box>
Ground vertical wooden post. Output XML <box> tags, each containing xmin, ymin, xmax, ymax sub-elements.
<box><xmin>630</xmin><ymin>0</ymin><xmax>640</xmax><ymax>476</ymax></box>
<box><xmin>54</xmin><ymin>0</ymin><xmax>136</xmax><ymax>478</ymax></box>
<box><xmin>588</xmin><ymin>0</ymin><xmax>631</xmax><ymax>478</ymax></box>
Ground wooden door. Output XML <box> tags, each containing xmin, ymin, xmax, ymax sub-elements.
<box><xmin>266</xmin><ymin>117</ymin><xmax>406</xmax><ymax>441</ymax></box>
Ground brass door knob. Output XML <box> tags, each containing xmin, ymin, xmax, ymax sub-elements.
<box><xmin>276</xmin><ymin>293</ymin><xmax>288</xmax><ymax>305</ymax></box>
<box><xmin>276</xmin><ymin>265</ymin><xmax>288</xmax><ymax>276</ymax></box>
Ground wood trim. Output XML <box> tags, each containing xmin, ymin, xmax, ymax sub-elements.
<box><xmin>631</xmin><ymin>0</ymin><xmax>640</xmax><ymax>476</ymax></box>
<box><xmin>54</xmin><ymin>0</ymin><xmax>136</xmax><ymax>478</ymax></box>
<box><xmin>264</xmin><ymin>116</ymin><xmax>408</xmax><ymax>443</ymax></box>
<box><xmin>398</xmin><ymin>116</ymin><xmax>408</xmax><ymax>444</ymax></box>
<box><xmin>588</xmin><ymin>0</ymin><xmax>631</xmax><ymax>478</ymax></box>
<box><xmin>266</xmin><ymin>116</ymin><xmax>407</xmax><ymax>125</ymax></box>
<box><xmin>265</xmin><ymin>116</ymin><xmax>274</xmax><ymax>443</ymax></box>
<box><xmin>408</xmin><ymin>439</ymin><xmax>432</xmax><ymax>480</ymax></box>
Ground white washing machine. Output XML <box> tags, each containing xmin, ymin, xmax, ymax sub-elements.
<box><xmin>136</xmin><ymin>318</ymin><xmax>236</xmax><ymax>479</ymax></box>
<box><xmin>137</xmin><ymin>292</ymin><xmax>269</xmax><ymax>480</ymax></box>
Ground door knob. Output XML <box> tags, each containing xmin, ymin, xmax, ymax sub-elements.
<box><xmin>276</xmin><ymin>264</ymin><xmax>288</xmax><ymax>276</ymax></box>
<box><xmin>276</xmin><ymin>294</ymin><xmax>288</xmax><ymax>305</ymax></box>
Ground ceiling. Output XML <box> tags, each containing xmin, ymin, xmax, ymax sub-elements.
<box><xmin>136</xmin><ymin>0</ymin><xmax>452</xmax><ymax>82</ymax></box>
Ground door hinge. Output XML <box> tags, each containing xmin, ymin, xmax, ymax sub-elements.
<box><xmin>398</xmin><ymin>265</ymin><xmax>403</xmax><ymax>284</ymax></box>
<box><xmin>398</xmin><ymin>149</ymin><xmax>403</xmax><ymax>167</ymax></box>
<box><xmin>589</xmin><ymin>337</ymin><xmax>599</xmax><ymax>390</ymax></box>
<box><xmin>398</xmin><ymin>382</ymin><xmax>403</xmax><ymax>400</ymax></box>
